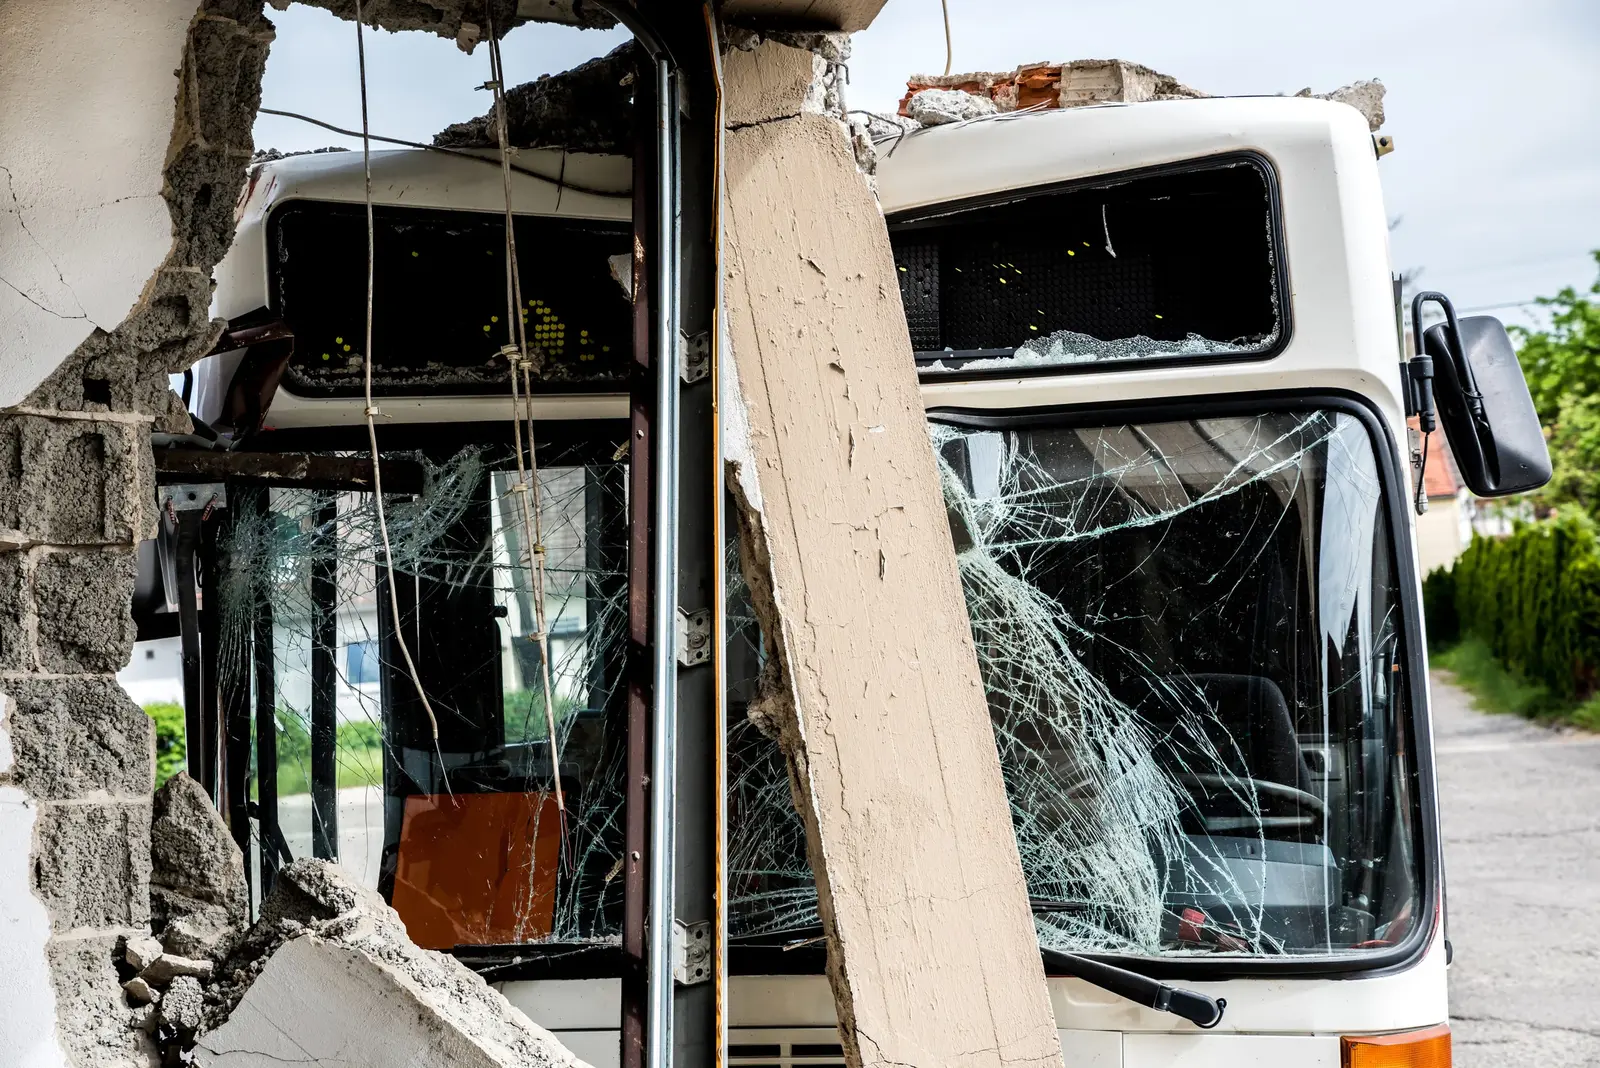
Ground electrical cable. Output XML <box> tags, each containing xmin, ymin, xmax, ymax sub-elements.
<box><xmin>256</xmin><ymin>106</ymin><xmax>631</xmax><ymax>200</ymax></box>
<box><xmin>484</xmin><ymin>11</ymin><xmax>566</xmax><ymax>817</ymax></box>
<box><xmin>351</xmin><ymin>0</ymin><xmax>445</xmax><ymax>759</ymax></box>
<box><xmin>940</xmin><ymin>0</ymin><xmax>953</xmax><ymax>76</ymax></box>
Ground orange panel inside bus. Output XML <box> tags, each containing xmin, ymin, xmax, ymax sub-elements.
<box><xmin>390</xmin><ymin>791</ymin><xmax>562</xmax><ymax>950</ymax></box>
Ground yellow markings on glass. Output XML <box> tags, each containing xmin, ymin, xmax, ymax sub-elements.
<box><xmin>335</xmin><ymin>337</ymin><xmax>343</xmax><ymax>344</ymax></box>
<box><xmin>1154</xmin><ymin>313</ymin><xmax>1164</xmax><ymax>319</ymax></box>
<box><xmin>1067</xmin><ymin>250</ymin><xmax>1076</xmax><ymax>257</ymax></box>
<box><xmin>411</xmin><ymin>251</ymin><xmax>419</xmax><ymax>258</ymax></box>
<box><xmin>997</xmin><ymin>277</ymin><xmax>1007</xmax><ymax>284</ymax></box>
<box><xmin>342</xmin><ymin>344</ymin><xmax>351</xmax><ymax>351</ymax></box>
<box><xmin>1030</xmin><ymin>325</ymin><xmax>1038</xmax><ymax>331</ymax></box>
<box><xmin>321</xmin><ymin>353</ymin><xmax>331</xmax><ymax>360</ymax></box>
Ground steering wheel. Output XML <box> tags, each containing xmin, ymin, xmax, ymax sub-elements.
<box><xmin>1176</xmin><ymin>772</ymin><xmax>1328</xmax><ymax>828</ymax></box>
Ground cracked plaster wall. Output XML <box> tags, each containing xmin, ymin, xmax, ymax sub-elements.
<box><xmin>0</xmin><ymin>1</ymin><xmax>273</xmax><ymax>1063</ymax></box>
<box><xmin>0</xmin><ymin>2</ymin><xmax>620</xmax><ymax>1062</ymax></box>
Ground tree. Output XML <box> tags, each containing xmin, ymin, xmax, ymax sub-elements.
<box><xmin>1513</xmin><ymin>251</ymin><xmax>1600</xmax><ymax>519</ymax></box>
<box><xmin>1514</xmin><ymin>250</ymin><xmax>1600</xmax><ymax>423</ymax></box>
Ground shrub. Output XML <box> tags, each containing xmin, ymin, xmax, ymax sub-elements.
<box><xmin>1445</xmin><ymin>507</ymin><xmax>1600</xmax><ymax>700</ymax></box>
<box><xmin>1421</xmin><ymin>565</ymin><xmax>1458</xmax><ymax>648</ymax></box>
<box><xmin>144</xmin><ymin>702</ymin><xmax>187</xmax><ymax>789</ymax></box>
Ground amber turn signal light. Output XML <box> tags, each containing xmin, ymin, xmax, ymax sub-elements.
<box><xmin>1342</xmin><ymin>1024</ymin><xmax>1450</xmax><ymax>1068</ymax></box>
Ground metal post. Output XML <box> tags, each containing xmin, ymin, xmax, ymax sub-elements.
<box><xmin>622</xmin><ymin>50</ymin><xmax>660</xmax><ymax>1068</ymax></box>
<box><xmin>252</xmin><ymin>489</ymin><xmax>282</xmax><ymax>899</ymax></box>
<box><xmin>220</xmin><ymin>487</ymin><xmax>254</xmax><ymax>885</ymax></box>
<box><xmin>174</xmin><ymin>510</ymin><xmax>205</xmax><ymax>790</ymax></box>
<box><xmin>646</xmin><ymin>55</ymin><xmax>682</xmax><ymax>1068</ymax></box>
<box><xmin>310</xmin><ymin>496</ymin><xmax>339</xmax><ymax>861</ymax></box>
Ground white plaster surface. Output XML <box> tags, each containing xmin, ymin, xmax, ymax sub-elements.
<box><xmin>0</xmin><ymin>0</ymin><xmax>196</xmax><ymax>406</ymax></box>
<box><xmin>196</xmin><ymin>935</ymin><xmax>591</xmax><ymax>1068</ymax></box>
<box><xmin>0</xmin><ymin>785</ymin><xmax>69</xmax><ymax>1068</ymax></box>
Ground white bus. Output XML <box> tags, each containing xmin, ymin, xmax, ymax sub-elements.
<box><xmin>172</xmin><ymin>91</ymin><xmax>1546</xmax><ymax>1067</ymax></box>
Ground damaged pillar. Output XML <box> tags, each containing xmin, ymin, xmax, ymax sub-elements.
<box><xmin>720</xmin><ymin>38</ymin><xmax>1063</xmax><ymax>1068</ymax></box>
<box><xmin>0</xmin><ymin>2</ymin><xmax>273</xmax><ymax>1064</ymax></box>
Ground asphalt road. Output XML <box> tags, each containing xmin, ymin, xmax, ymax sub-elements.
<box><xmin>1434</xmin><ymin>671</ymin><xmax>1600</xmax><ymax>1066</ymax></box>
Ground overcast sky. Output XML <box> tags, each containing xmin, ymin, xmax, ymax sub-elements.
<box><xmin>255</xmin><ymin>0</ymin><xmax>1598</xmax><ymax>329</ymax></box>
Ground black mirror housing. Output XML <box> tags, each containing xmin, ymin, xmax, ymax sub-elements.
<box><xmin>1420</xmin><ymin>309</ymin><xmax>1552</xmax><ymax>498</ymax></box>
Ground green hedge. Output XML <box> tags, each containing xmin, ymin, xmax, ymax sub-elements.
<box><xmin>1430</xmin><ymin>507</ymin><xmax>1600</xmax><ymax>700</ymax></box>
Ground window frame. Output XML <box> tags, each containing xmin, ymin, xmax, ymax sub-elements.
<box><xmin>923</xmin><ymin>389</ymin><xmax>1440</xmax><ymax>983</ymax></box>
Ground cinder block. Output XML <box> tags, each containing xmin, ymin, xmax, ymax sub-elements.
<box><xmin>34</xmin><ymin>549</ymin><xmax>138</xmax><ymax>673</ymax></box>
<box><xmin>2</xmin><ymin>676</ymin><xmax>154</xmax><ymax>800</ymax></box>
<box><xmin>0</xmin><ymin>553</ymin><xmax>28</xmax><ymax>669</ymax></box>
<box><xmin>47</xmin><ymin>933</ymin><xmax>160</xmax><ymax>1066</ymax></box>
<box><xmin>0</xmin><ymin>418</ymin><xmax>22</xmax><ymax>531</ymax></box>
<box><xmin>12</xmin><ymin>416</ymin><xmax>148</xmax><ymax>546</ymax></box>
<box><xmin>32</xmin><ymin>799</ymin><xmax>152</xmax><ymax>929</ymax></box>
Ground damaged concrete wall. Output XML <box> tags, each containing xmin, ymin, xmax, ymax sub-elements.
<box><xmin>721</xmin><ymin>38</ymin><xmax>1062</xmax><ymax>1068</ymax></box>
<box><xmin>195</xmin><ymin>860</ymin><xmax>590</xmax><ymax>1068</ymax></box>
<box><xmin>0</xmin><ymin>1</ymin><xmax>273</xmax><ymax>1063</ymax></box>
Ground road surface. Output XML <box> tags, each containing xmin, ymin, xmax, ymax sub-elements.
<box><xmin>1434</xmin><ymin>671</ymin><xmax>1600</xmax><ymax>1066</ymax></box>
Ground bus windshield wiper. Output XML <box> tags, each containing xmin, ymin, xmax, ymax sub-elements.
<box><xmin>731</xmin><ymin>926</ymin><xmax>1225</xmax><ymax>1029</ymax></box>
<box><xmin>1040</xmin><ymin>947</ymin><xmax>1226</xmax><ymax>1029</ymax></box>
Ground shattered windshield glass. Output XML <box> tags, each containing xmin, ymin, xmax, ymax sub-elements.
<box><xmin>729</xmin><ymin>407</ymin><xmax>1424</xmax><ymax>960</ymax></box>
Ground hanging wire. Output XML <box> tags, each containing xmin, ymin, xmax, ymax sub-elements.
<box><xmin>256</xmin><ymin>107</ymin><xmax>629</xmax><ymax>200</ymax></box>
<box><xmin>940</xmin><ymin>0</ymin><xmax>953</xmax><ymax>76</ymax></box>
<box><xmin>352</xmin><ymin>0</ymin><xmax>445</xmax><ymax>757</ymax></box>
<box><xmin>485</xmin><ymin>12</ymin><xmax>566</xmax><ymax>817</ymax></box>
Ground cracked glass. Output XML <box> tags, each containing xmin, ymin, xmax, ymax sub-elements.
<box><xmin>220</xmin><ymin>437</ymin><xmax>629</xmax><ymax>950</ymax></box>
<box><xmin>729</xmin><ymin>407</ymin><xmax>1424</xmax><ymax>959</ymax></box>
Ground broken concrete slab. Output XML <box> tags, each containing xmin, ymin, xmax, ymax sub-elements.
<box><xmin>124</xmin><ymin>975</ymin><xmax>159</xmax><ymax>1006</ymax></box>
<box><xmin>195</xmin><ymin>860</ymin><xmax>589</xmax><ymax>1068</ymax></box>
<box><xmin>291</xmin><ymin>0</ymin><xmax>616</xmax><ymax>36</ymax></box>
<box><xmin>150</xmin><ymin>772</ymin><xmax>249</xmax><ymax>930</ymax></box>
<box><xmin>159</xmin><ymin>975</ymin><xmax>205</xmax><ymax>1038</ymax></box>
<box><xmin>160</xmin><ymin>911</ymin><xmax>240</xmax><ymax>962</ymax></box>
<box><xmin>907</xmin><ymin>87</ymin><xmax>998</xmax><ymax>126</ymax></box>
<box><xmin>722</xmin><ymin>42</ymin><xmax>1062</xmax><ymax>1068</ymax></box>
<box><xmin>434</xmin><ymin>40</ymin><xmax>636</xmax><ymax>154</ymax></box>
<box><xmin>901</xmin><ymin>58</ymin><xmax>1204</xmax><ymax>116</ymax></box>
<box><xmin>140</xmin><ymin>953</ymin><xmax>214</xmax><ymax>985</ymax></box>
<box><xmin>720</xmin><ymin>0</ymin><xmax>887</xmax><ymax>32</ymax></box>
<box><xmin>124</xmin><ymin>935</ymin><xmax>165</xmax><ymax>972</ymax></box>
<box><xmin>1297</xmin><ymin>78</ymin><xmax>1386</xmax><ymax>131</ymax></box>
<box><xmin>47</xmin><ymin>933</ymin><xmax>161</xmax><ymax>1067</ymax></box>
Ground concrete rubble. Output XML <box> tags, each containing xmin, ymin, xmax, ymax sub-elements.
<box><xmin>899</xmin><ymin>59</ymin><xmax>1386</xmax><ymax>131</ymax></box>
<box><xmin>434</xmin><ymin>40</ymin><xmax>638</xmax><ymax>154</ymax></box>
<box><xmin>906</xmin><ymin>87</ymin><xmax>998</xmax><ymax>126</ymax></box>
<box><xmin>149</xmin><ymin>772</ymin><xmax>250</xmax><ymax>962</ymax></box>
<box><xmin>192</xmin><ymin>859</ymin><xmax>591</xmax><ymax>1068</ymax></box>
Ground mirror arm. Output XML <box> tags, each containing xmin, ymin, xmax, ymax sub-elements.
<box><xmin>1412</xmin><ymin>291</ymin><xmax>1487</xmax><ymax>423</ymax></box>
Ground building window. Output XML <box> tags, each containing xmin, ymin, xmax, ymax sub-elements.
<box><xmin>346</xmin><ymin>640</ymin><xmax>381</xmax><ymax>685</ymax></box>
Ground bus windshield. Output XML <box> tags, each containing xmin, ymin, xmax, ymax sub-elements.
<box><xmin>730</xmin><ymin>407</ymin><xmax>1425</xmax><ymax>961</ymax></box>
<box><xmin>935</xmin><ymin>407</ymin><xmax>1424</xmax><ymax>957</ymax></box>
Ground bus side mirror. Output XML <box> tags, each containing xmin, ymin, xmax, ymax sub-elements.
<box><xmin>1414</xmin><ymin>293</ymin><xmax>1551</xmax><ymax>498</ymax></box>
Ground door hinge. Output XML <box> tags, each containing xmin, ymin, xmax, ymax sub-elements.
<box><xmin>675</xmin><ymin>607</ymin><xmax>710</xmax><ymax>667</ymax></box>
<box><xmin>679</xmin><ymin>331</ymin><xmax>709</xmax><ymax>384</ymax></box>
<box><xmin>672</xmin><ymin>919</ymin><xmax>711</xmax><ymax>985</ymax></box>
